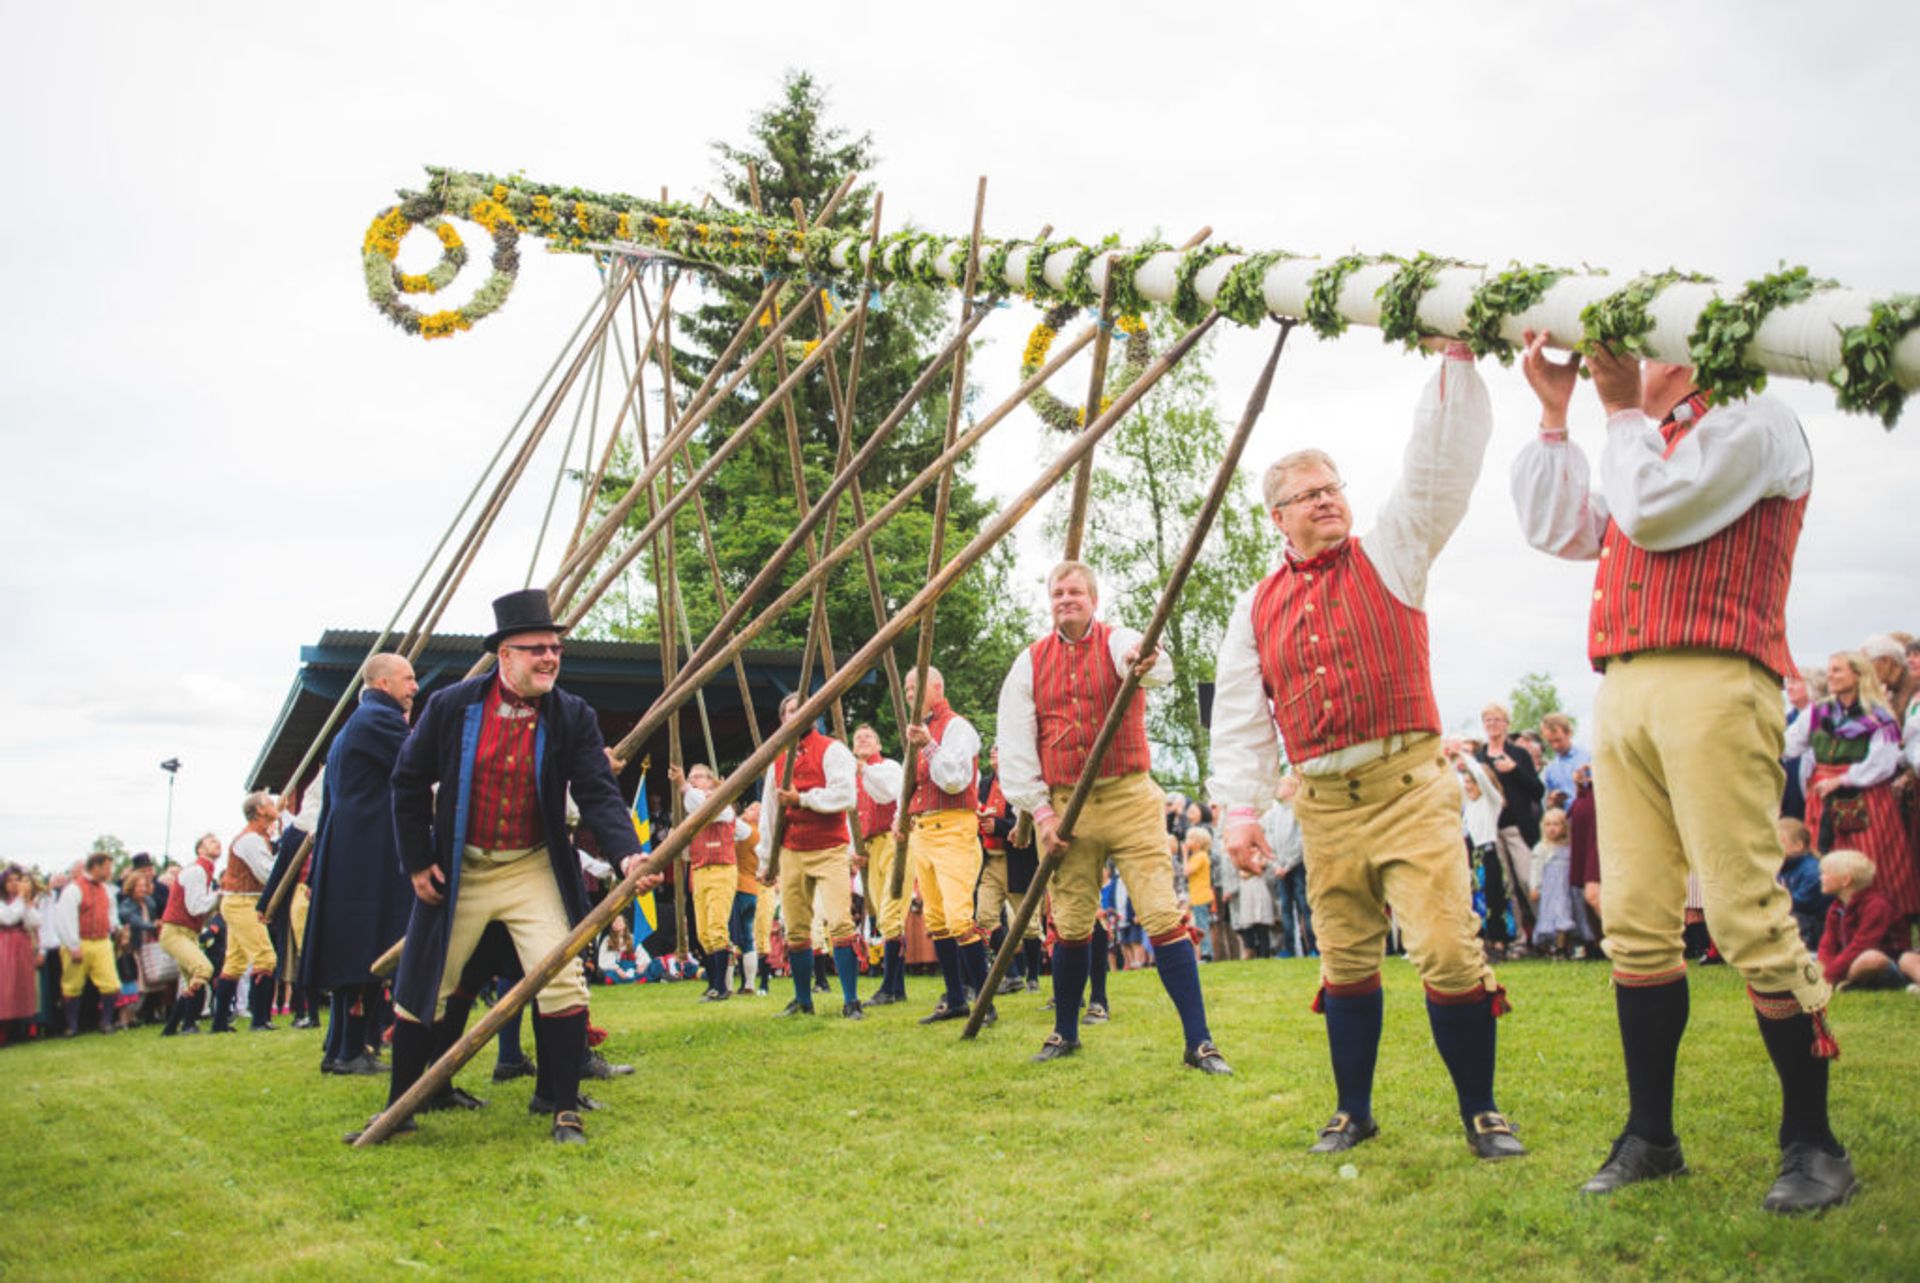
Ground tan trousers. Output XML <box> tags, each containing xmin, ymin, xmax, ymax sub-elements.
<box><xmin>976</xmin><ymin>852</ymin><xmax>1041</xmax><ymax>940</ymax></box>
<box><xmin>911</xmin><ymin>809</ymin><xmax>985</xmax><ymax>943</ymax></box>
<box><xmin>778</xmin><ymin>845</ymin><xmax>856</xmax><ymax>951</ymax></box>
<box><xmin>864</xmin><ymin>834</ymin><xmax>908</xmax><ymax>940</ymax></box>
<box><xmin>1293</xmin><ymin>735</ymin><xmax>1493</xmax><ymax>995</ymax></box>
<box><xmin>1593</xmin><ymin>651</ymin><xmax>1829</xmax><ymax>1011</ymax></box>
<box><xmin>1048</xmin><ymin>771</ymin><xmax>1182</xmax><ymax>942</ymax></box>
<box><xmin>218</xmin><ymin>894</ymin><xmax>278</xmax><ymax>979</ymax></box>
<box><xmin>290</xmin><ymin>883</ymin><xmax>310</xmax><ymax>957</ymax></box>
<box><xmin>159</xmin><ymin>922</ymin><xmax>213</xmax><ymax>990</ymax></box>
<box><xmin>691</xmin><ymin>865</ymin><xmax>734</xmax><ymax>953</ymax></box>
<box><xmin>61</xmin><ymin>938</ymin><xmax>120</xmax><ymax>998</ymax></box>
<box><xmin>397</xmin><ymin>847</ymin><xmax>588</xmax><ymax>1023</ymax></box>
<box><xmin>753</xmin><ymin>888</ymin><xmax>776</xmax><ymax>954</ymax></box>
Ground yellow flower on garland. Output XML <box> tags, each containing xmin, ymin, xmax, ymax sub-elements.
<box><xmin>492</xmin><ymin>184</ymin><xmax>509</xmax><ymax>202</ymax></box>
<box><xmin>1116</xmin><ymin>314</ymin><xmax>1147</xmax><ymax>337</ymax></box>
<box><xmin>531</xmin><ymin>194</ymin><xmax>554</xmax><ymax>225</ymax></box>
<box><xmin>420</xmin><ymin>310</ymin><xmax>472</xmax><ymax>340</ymax></box>
<box><xmin>651</xmin><ymin>216</ymin><xmax>671</xmax><ymax>244</ymax></box>
<box><xmin>802</xmin><ymin>339</ymin><xmax>821</xmax><ymax>358</ymax></box>
<box><xmin>695</xmin><ymin>223</ymin><xmax>711</xmax><ymax>243</ymax></box>
<box><xmin>575</xmin><ymin>203</ymin><xmax>593</xmax><ymax>234</ymax></box>
<box><xmin>363</xmin><ymin>208</ymin><xmax>408</xmax><ymax>259</ymax></box>
<box><xmin>615</xmin><ymin>213</ymin><xmax>631</xmax><ymax>241</ymax></box>
<box><xmin>433</xmin><ymin>222</ymin><xmax>463</xmax><ymax>250</ymax></box>
<box><xmin>467</xmin><ymin>197</ymin><xmax>518</xmax><ymax>233</ymax></box>
<box><xmin>399</xmin><ymin>273</ymin><xmax>434</xmax><ymax>293</ymax></box>
<box><xmin>1022</xmin><ymin>324</ymin><xmax>1056</xmax><ymax>371</ymax></box>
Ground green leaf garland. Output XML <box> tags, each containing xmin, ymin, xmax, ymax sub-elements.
<box><xmin>1302</xmin><ymin>254</ymin><xmax>1375</xmax><ymax>339</ymax></box>
<box><xmin>1463</xmin><ymin>262</ymin><xmax>1568</xmax><ymax>364</ymax></box>
<box><xmin>1579</xmin><ymin>269</ymin><xmax>1714</xmax><ymax>360</ymax></box>
<box><xmin>1172</xmin><ymin>243</ymin><xmax>1242</xmax><ymax>325</ymax></box>
<box><xmin>1688</xmin><ymin>264</ymin><xmax>1837</xmax><ymax>404</ymax></box>
<box><xmin>1214</xmin><ymin>249</ymin><xmax>1296</xmax><ymax>327</ymax></box>
<box><xmin>1376</xmin><ymin>252</ymin><xmax>1461</xmax><ymax>351</ymax></box>
<box><xmin>1832</xmin><ymin>293</ymin><xmax>1920</xmax><ymax>429</ymax></box>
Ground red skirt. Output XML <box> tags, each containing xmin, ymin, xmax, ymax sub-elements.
<box><xmin>1807</xmin><ymin>766</ymin><xmax>1920</xmax><ymax>917</ymax></box>
<box><xmin>0</xmin><ymin>926</ymin><xmax>37</xmax><ymax>1022</ymax></box>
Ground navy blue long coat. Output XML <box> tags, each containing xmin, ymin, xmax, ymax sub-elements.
<box><xmin>390</xmin><ymin>673</ymin><xmax>641</xmax><ymax>1019</ymax></box>
<box><xmin>298</xmin><ymin>689</ymin><xmax>415</xmax><ymax>989</ymax></box>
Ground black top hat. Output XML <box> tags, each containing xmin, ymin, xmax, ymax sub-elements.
<box><xmin>130</xmin><ymin>853</ymin><xmax>154</xmax><ymax>869</ymax></box>
<box><xmin>484</xmin><ymin>589</ymin><xmax>569</xmax><ymax>652</ymax></box>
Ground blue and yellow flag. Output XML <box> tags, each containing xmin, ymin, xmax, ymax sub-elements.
<box><xmin>629</xmin><ymin>758</ymin><xmax>659</xmax><ymax>943</ymax></box>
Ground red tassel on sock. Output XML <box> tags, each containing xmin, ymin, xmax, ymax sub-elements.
<box><xmin>1310</xmin><ymin>987</ymin><xmax>1326</xmax><ymax>1015</ymax></box>
<box><xmin>1810</xmin><ymin>1008</ymin><xmax>1840</xmax><ymax>1061</ymax></box>
<box><xmin>1490</xmin><ymin>986</ymin><xmax>1512</xmax><ymax>1018</ymax></box>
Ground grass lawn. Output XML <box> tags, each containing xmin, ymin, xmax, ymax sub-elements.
<box><xmin>1</xmin><ymin>957</ymin><xmax>1914</xmax><ymax>1281</ymax></box>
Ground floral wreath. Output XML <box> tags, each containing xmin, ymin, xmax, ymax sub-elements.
<box><xmin>362</xmin><ymin>189</ymin><xmax>521</xmax><ymax>340</ymax></box>
<box><xmin>1020</xmin><ymin>303</ymin><xmax>1152</xmax><ymax>432</ymax></box>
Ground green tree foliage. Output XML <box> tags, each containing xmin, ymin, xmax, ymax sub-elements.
<box><xmin>1508</xmin><ymin>671</ymin><xmax>1565</xmax><ymax>734</ymax></box>
<box><xmin>1055</xmin><ymin>315</ymin><xmax>1281</xmax><ymax>798</ymax></box>
<box><xmin>581</xmin><ymin>70</ymin><xmax>1032</xmax><ymax>747</ymax></box>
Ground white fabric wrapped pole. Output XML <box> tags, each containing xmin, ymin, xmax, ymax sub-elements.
<box><xmin>829</xmin><ymin>241</ymin><xmax>1919</xmax><ymax>396</ymax></box>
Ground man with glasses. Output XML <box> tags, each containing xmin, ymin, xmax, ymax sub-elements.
<box><xmin>1210</xmin><ymin>343</ymin><xmax>1524</xmax><ymax>1162</ymax></box>
<box><xmin>351</xmin><ymin>589</ymin><xmax>662</xmax><ymax>1146</ymax></box>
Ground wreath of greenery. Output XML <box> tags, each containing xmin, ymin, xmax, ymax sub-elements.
<box><xmin>1213</xmin><ymin>249</ymin><xmax>1296</xmax><ymax>327</ymax></box>
<box><xmin>1020</xmin><ymin>302</ymin><xmax>1153</xmax><ymax>432</ymax></box>
<box><xmin>1688</xmin><ymin>264</ymin><xmax>1836</xmax><ymax>405</ymax></box>
<box><xmin>1171</xmin><ymin>243</ymin><xmax>1242</xmax><ymax>324</ymax></box>
<box><xmin>1578</xmin><ymin>269</ymin><xmax>1714</xmax><ymax>360</ymax></box>
<box><xmin>1375</xmin><ymin>252</ymin><xmax>1461</xmax><ymax>351</ymax></box>
<box><xmin>1301</xmin><ymin>254</ymin><xmax>1376</xmax><ymax>339</ymax></box>
<box><xmin>1462</xmin><ymin>263</ymin><xmax>1569</xmax><ymax>363</ymax></box>
<box><xmin>362</xmin><ymin>194</ymin><xmax>519</xmax><ymax>339</ymax></box>
<box><xmin>1832</xmin><ymin>293</ymin><xmax>1920</xmax><ymax>429</ymax></box>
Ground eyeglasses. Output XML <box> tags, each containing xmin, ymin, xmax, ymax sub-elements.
<box><xmin>504</xmin><ymin>643</ymin><xmax>565</xmax><ymax>658</ymax></box>
<box><xmin>1273</xmin><ymin>480</ymin><xmax>1346</xmax><ymax>510</ymax></box>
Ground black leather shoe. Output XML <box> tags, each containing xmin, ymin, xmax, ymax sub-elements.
<box><xmin>583</xmin><ymin>1051</ymin><xmax>633</xmax><ymax>1079</ymax></box>
<box><xmin>1183</xmin><ymin>1040</ymin><xmax>1232</xmax><ymax>1075</ymax></box>
<box><xmin>339</xmin><ymin>1052</ymin><xmax>387</xmax><ymax>1077</ymax></box>
<box><xmin>1309</xmin><ymin>1112</ymin><xmax>1379</xmax><ymax>1154</ymax></box>
<box><xmin>701</xmin><ymin>988</ymin><xmax>731</xmax><ymax>1003</ymax></box>
<box><xmin>1763</xmin><ymin>1143</ymin><xmax>1859</xmax><ymax>1214</ymax></box>
<box><xmin>320</xmin><ymin>1058</ymin><xmax>343</xmax><ymax>1075</ymax></box>
<box><xmin>528</xmin><ymin>1093</ymin><xmax>603</xmax><ymax>1115</ymax></box>
<box><xmin>342</xmin><ymin>1114</ymin><xmax>417</xmax><ymax>1145</ymax></box>
<box><xmin>779</xmin><ymin>1000</ymin><xmax>815</xmax><ymax>1018</ymax></box>
<box><xmin>492</xmin><ymin>1057</ymin><xmax>536</xmax><ymax>1083</ymax></box>
<box><xmin>292</xmin><ymin>1016</ymin><xmax>318</xmax><ymax>1030</ymax></box>
<box><xmin>919</xmin><ymin>999</ymin><xmax>968</xmax><ymax>1025</ymax></box>
<box><xmin>551</xmin><ymin>1110</ymin><xmax>587</xmax><ymax>1145</ymax></box>
<box><xmin>842</xmin><ymin>1001</ymin><xmax>865</xmax><ymax>1021</ymax></box>
<box><xmin>1083</xmin><ymin>1003</ymin><xmax>1110</xmax><ymax>1025</ymax></box>
<box><xmin>250</xmin><ymin>1021</ymin><xmax>277</xmax><ymax>1033</ymax></box>
<box><xmin>1465</xmin><ymin>1111</ymin><xmax>1527</xmax><ymax>1161</ymax></box>
<box><xmin>866</xmin><ymin>990</ymin><xmax>901</xmax><ymax>1007</ymax></box>
<box><xmin>421</xmin><ymin>1085</ymin><xmax>487</xmax><ymax>1112</ymax></box>
<box><xmin>1581</xmin><ymin>1133</ymin><xmax>1689</xmax><ymax>1194</ymax></box>
<box><xmin>1031</xmin><ymin>1032</ymin><xmax>1080</xmax><ymax>1063</ymax></box>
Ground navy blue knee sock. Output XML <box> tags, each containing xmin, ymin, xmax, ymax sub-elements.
<box><xmin>495</xmin><ymin>1004</ymin><xmax>525</xmax><ymax>1068</ymax></box>
<box><xmin>1153</xmin><ymin>937</ymin><xmax>1212</xmax><ymax>1051</ymax></box>
<box><xmin>1753</xmin><ymin>992</ymin><xmax>1839</xmax><ymax>1154</ymax></box>
<box><xmin>832</xmin><ymin>944</ymin><xmax>860</xmax><ymax>1006</ymax></box>
<box><xmin>882</xmin><ymin>938</ymin><xmax>905</xmax><ymax>997</ymax></box>
<box><xmin>934</xmin><ymin>937</ymin><xmax>964</xmax><ymax>1006</ymax></box>
<box><xmin>1616</xmin><ymin>975</ymin><xmax>1688</xmax><ymax>1146</ymax></box>
<box><xmin>790</xmin><ymin>949</ymin><xmax>815</xmax><ymax>1009</ymax></box>
<box><xmin>1089</xmin><ymin>923</ymin><xmax>1110</xmax><ymax>1006</ymax></box>
<box><xmin>1426</xmin><ymin>988</ymin><xmax>1501</xmax><ymax>1122</ymax></box>
<box><xmin>1322</xmin><ymin>982</ymin><xmax>1383</xmax><ymax>1122</ymax></box>
<box><xmin>958</xmin><ymin>939</ymin><xmax>989</xmax><ymax>1002</ymax></box>
<box><xmin>1052</xmin><ymin>939</ymin><xmax>1090</xmax><ymax>1041</ymax></box>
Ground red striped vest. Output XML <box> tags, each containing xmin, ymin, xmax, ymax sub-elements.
<box><xmin>1251</xmin><ymin>536</ymin><xmax>1442</xmax><ymax>762</ymax></box>
<box><xmin>160</xmin><ymin>857</ymin><xmax>216</xmax><ymax>931</ymax></box>
<box><xmin>1589</xmin><ymin>395</ymin><xmax>1805</xmax><ymax>681</ymax></box>
<box><xmin>77</xmin><ymin>878</ymin><xmax>112</xmax><ymax>939</ymax></box>
<box><xmin>979</xmin><ymin>774</ymin><xmax>1009</xmax><ymax>852</ymax></box>
<box><xmin>856</xmin><ymin>755</ymin><xmax>897</xmax><ymax>840</ymax></box>
<box><xmin>221</xmin><ymin>834</ymin><xmax>264</xmax><ymax>894</ymax></box>
<box><xmin>910</xmin><ymin>700</ymin><xmax>978</xmax><ymax>816</ymax></box>
<box><xmin>1029</xmin><ymin>621</ymin><xmax>1152</xmax><ymax>788</ymax></box>
<box><xmin>772</xmin><ymin>731</ymin><xmax>852</xmax><ymax>852</ymax></box>
<box><xmin>688</xmin><ymin>816</ymin><xmax>736</xmax><ymax>869</ymax></box>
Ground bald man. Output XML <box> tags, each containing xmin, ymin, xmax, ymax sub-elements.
<box><xmin>898</xmin><ymin>667</ymin><xmax>993</xmax><ymax>1026</ymax></box>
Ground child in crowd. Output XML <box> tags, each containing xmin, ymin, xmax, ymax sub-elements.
<box><xmin>597</xmin><ymin>917</ymin><xmax>639</xmax><ymax>984</ymax></box>
<box><xmin>1816</xmin><ymin>849</ymin><xmax>1920</xmax><ymax>991</ymax></box>
<box><xmin>1529</xmin><ymin>807</ymin><xmax>1576</xmax><ymax>958</ymax></box>
<box><xmin>1179</xmin><ymin>832</ymin><xmax>1215</xmax><ymax>962</ymax></box>
<box><xmin>1776</xmin><ymin>817</ymin><xmax>1830</xmax><ymax>952</ymax></box>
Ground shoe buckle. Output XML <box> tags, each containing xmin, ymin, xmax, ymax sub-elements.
<box><xmin>1471</xmin><ymin>1112</ymin><xmax>1514</xmax><ymax>1136</ymax></box>
<box><xmin>1320</xmin><ymin>1111</ymin><xmax>1352</xmax><ymax>1136</ymax></box>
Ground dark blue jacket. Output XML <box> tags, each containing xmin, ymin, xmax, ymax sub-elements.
<box><xmin>299</xmin><ymin>689</ymin><xmax>415</xmax><ymax>989</ymax></box>
<box><xmin>390</xmin><ymin>673</ymin><xmax>641</xmax><ymax>1019</ymax></box>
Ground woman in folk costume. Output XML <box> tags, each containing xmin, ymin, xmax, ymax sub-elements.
<box><xmin>0</xmin><ymin>867</ymin><xmax>41</xmax><ymax>1043</ymax></box>
<box><xmin>1787</xmin><ymin>651</ymin><xmax>1919</xmax><ymax>919</ymax></box>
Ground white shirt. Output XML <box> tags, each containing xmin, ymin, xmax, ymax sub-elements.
<box><xmin>858</xmin><ymin>756</ymin><xmax>904</xmax><ymax>805</ymax></box>
<box><xmin>54</xmin><ymin>877</ymin><xmax>120</xmax><ymax>951</ymax></box>
<box><xmin>1458</xmin><ymin>756</ymin><xmax>1503</xmax><ymax>847</ymax></box>
<box><xmin>226</xmin><ymin>831</ymin><xmax>276</xmax><ymax>890</ymax></box>
<box><xmin>921</xmin><ymin>709</ymin><xmax>982</xmax><ymax>799</ymax></box>
<box><xmin>1785</xmin><ymin>704</ymin><xmax>1901</xmax><ymax>789</ymax></box>
<box><xmin>36</xmin><ymin>892</ymin><xmax>62</xmax><ymax>949</ymax></box>
<box><xmin>1209</xmin><ymin>355</ymin><xmax>1493</xmax><ymax>815</ymax></box>
<box><xmin>756</xmin><ymin>736</ymin><xmax>857</xmax><ymax>864</ymax></box>
<box><xmin>1261</xmin><ymin>800</ymin><xmax>1305</xmax><ymax>875</ymax></box>
<box><xmin>1903</xmin><ymin>702</ymin><xmax>1920</xmax><ymax>774</ymax></box>
<box><xmin>683</xmin><ymin>784</ymin><xmax>751</xmax><ymax>840</ymax></box>
<box><xmin>289</xmin><ymin>768</ymin><xmax>325</xmax><ymax>834</ymax></box>
<box><xmin>0</xmin><ymin>897</ymin><xmax>39</xmax><ymax>931</ymax></box>
<box><xmin>996</xmin><ymin>622</ymin><xmax>1173</xmax><ymax>818</ymax></box>
<box><xmin>176</xmin><ymin>862</ymin><xmax>219</xmax><ymax>919</ymax></box>
<box><xmin>1509</xmin><ymin>395</ymin><xmax>1811</xmax><ymax>562</ymax></box>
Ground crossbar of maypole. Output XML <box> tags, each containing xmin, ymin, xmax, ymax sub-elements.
<box><xmin>348</xmin><ymin>304</ymin><xmax>1223</xmax><ymax>1149</ymax></box>
<box><xmin>961</xmin><ymin>319</ymin><xmax>1291</xmax><ymax>1040</ymax></box>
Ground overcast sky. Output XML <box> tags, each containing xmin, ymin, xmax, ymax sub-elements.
<box><xmin>4</xmin><ymin>1</ymin><xmax>1917</xmax><ymax>869</ymax></box>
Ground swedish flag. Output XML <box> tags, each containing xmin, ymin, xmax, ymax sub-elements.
<box><xmin>629</xmin><ymin>758</ymin><xmax>660</xmax><ymax>943</ymax></box>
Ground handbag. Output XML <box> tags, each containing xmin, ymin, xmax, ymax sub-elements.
<box><xmin>136</xmin><ymin>941</ymin><xmax>179</xmax><ymax>990</ymax></box>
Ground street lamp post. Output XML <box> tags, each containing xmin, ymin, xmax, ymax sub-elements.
<box><xmin>160</xmin><ymin>758</ymin><xmax>181</xmax><ymax>859</ymax></box>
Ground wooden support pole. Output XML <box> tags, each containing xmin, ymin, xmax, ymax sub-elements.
<box><xmin>348</xmin><ymin>310</ymin><xmax>1222</xmax><ymax>1150</ymax></box>
<box><xmin>961</xmin><ymin>319</ymin><xmax>1290</xmax><ymax>1040</ymax></box>
<box><xmin>1063</xmin><ymin>267</ymin><xmax>1117</xmax><ymax>563</ymax></box>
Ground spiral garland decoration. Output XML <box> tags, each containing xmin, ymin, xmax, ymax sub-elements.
<box><xmin>1020</xmin><ymin>303</ymin><xmax>1153</xmax><ymax>433</ymax></box>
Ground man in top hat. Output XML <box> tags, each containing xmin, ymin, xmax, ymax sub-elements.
<box><xmin>1511</xmin><ymin>330</ymin><xmax>1854</xmax><ymax>1212</ymax></box>
<box><xmin>851</xmin><ymin>724</ymin><xmax>908</xmax><ymax>1006</ymax></box>
<box><xmin>355</xmin><ymin>590</ymin><xmax>661</xmax><ymax>1145</ymax></box>
<box><xmin>757</xmin><ymin>692</ymin><xmax>863</xmax><ymax>1019</ymax></box>
<box><xmin>997</xmin><ymin>560</ymin><xmax>1228</xmax><ymax>1074</ymax></box>
<box><xmin>896</xmin><ymin>666</ymin><xmax>995</xmax><ymax>1026</ymax></box>
<box><xmin>1210</xmin><ymin>345</ymin><xmax>1524</xmax><ymax>1160</ymax></box>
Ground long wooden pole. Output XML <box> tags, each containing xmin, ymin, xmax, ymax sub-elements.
<box><xmin>961</xmin><ymin>318</ymin><xmax>1289</xmax><ymax>1040</ymax></box>
<box><xmin>348</xmin><ymin>310</ymin><xmax>1222</xmax><ymax>1149</ymax></box>
<box><xmin>888</xmin><ymin>175</ymin><xmax>989</xmax><ymax>902</ymax></box>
